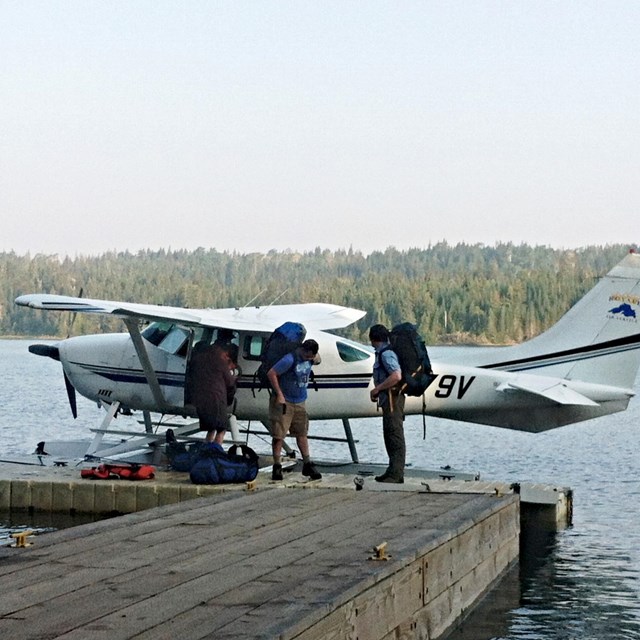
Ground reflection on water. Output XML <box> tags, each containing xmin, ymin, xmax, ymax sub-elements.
<box><xmin>445</xmin><ymin>521</ymin><xmax>640</xmax><ymax>640</ymax></box>
<box><xmin>1</xmin><ymin>339</ymin><xmax>639</xmax><ymax>638</ymax></box>
<box><xmin>0</xmin><ymin>509</ymin><xmax>110</xmax><ymax>547</ymax></box>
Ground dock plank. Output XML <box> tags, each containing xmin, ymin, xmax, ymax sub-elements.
<box><xmin>0</xmin><ymin>487</ymin><xmax>518</xmax><ymax>640</ymax></box>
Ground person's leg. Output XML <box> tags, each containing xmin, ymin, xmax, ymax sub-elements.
<box><xmin>198</xmin><ymin>409</ymin><xmax>217</xmax><ymax>444</ymax></box>
<box><xmin>269</xmin><ymin>396</ymin><xmax>290</xmax><ymax>480</ymax></box>
<box><xmin>291</xmin><ymin>404</ymin><xmax>321</xmax><ymax>480</ymax></box>
<box><xmin>272</xmin><ymin>436</ymin><xmax>283</xmax><ymax>461</ymax></box>
<box><xmin>384</xmin><ymin>394</ymin><xmax>405</xmax><ymax>480</ymax></box>
<box><xmin>295</xmin><ymin>435</ymin><xmax>310</xmax><ymax>459</ymax></box>
<box><xmin>375</xmin><ymin>412</ymin><xmax>393</xmax><ymax>481</ymax></box>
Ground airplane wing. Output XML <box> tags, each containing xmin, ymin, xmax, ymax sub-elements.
<box><xmin>495</xmin><ymin>379</ymin><xmax>599</xmax><ymax>406</ymax></box>
<box><xmin>14</xmin><ymin>294</ymin><xmax>366</xmax><ymax>332</ymax></box>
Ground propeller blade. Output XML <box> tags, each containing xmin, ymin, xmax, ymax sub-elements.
<box><xmin>63</xmin><ymin>371</ymin><xmax>78</xmax><ymax>419</ymax></box>
<box><xmin>28</xmin><ymin>344</ymin><xmax>60</xmax><ymax>360</ymax></box>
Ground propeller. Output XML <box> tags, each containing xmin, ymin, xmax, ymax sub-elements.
<box><xmin>65</xmin><ymin>286</ymin><xmax>84</xmax><ymax>416</ymax></box>
<box><xmin>63</xmin><ymin>371</ymin><xmax>78</xmax><ymax>419</ymax></box>
<box><xmin>28</xmin><ymin>344</ymin><xmax>77</xmax><ymax>418</ymax></box>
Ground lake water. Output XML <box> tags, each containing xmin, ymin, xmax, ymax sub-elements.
<box><xmin>1</xmin><ymin>338</ymin><xmax>639</xmax><ymax>639</ymax></box>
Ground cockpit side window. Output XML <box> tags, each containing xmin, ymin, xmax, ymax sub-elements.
<box><xmin>213</xmin><ymin>328</ymin><xmax>238</xmax><ymax>346</ymax></box>
<box><xmin>243</xmin><ymin>335</ymin><xmax>265</xmax><ymax>360</ymax></box>
<box><xmin>142</xmin><ymin>322</ymin><xmax>189</xmax><ymax>356</ymax></box>
<box><xmin>159</xmin><ymin>326</ymin><xmax>189</xmax><ymax>355</ymax></box>
<box><xmin>142</xmin><ymin>322</ymin><xmax>173</xmax><ymax>346</ymax></box>
<box><xmin>336</xmin><ymin>341</ymin><xmax>371</xmax><ymax>363</ymax></box>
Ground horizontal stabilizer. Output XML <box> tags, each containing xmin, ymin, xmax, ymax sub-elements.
<box><xmin>496</xmin><ymin>380</ymin><xmax>599</xmax><ymax>406</ymax></box>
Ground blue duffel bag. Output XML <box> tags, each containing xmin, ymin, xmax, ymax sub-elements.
<box><xmin>166</xmin><ymin>440</ymin><xmax>205</xmax><ymax>472</ymax></box>
<box><xmin>189</xmin><ymin>442</ymin><xmax>260</xmax><ymax>484</ymax></box>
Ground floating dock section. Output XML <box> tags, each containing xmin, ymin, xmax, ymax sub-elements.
<box><xmin>0</xmin><ymin>461</ymin><xmax>571</xmax><ymax>639</ymax></box>
<box><xmin>0</xmin><ymin>485</ymin><xmax>518</xmax><ymax>640</ymax></box>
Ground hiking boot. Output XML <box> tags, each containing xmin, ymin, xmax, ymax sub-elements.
<box><xmin>374</xmin><ymin>471</ymin><xmax>391</xmax><ymax>482</ymax></box>
<box><xmin>302</xmin><ymin>462</ymin><xmax>322</xmax><ymax>481</ymax></box>
<box><xmin>375</xmin><ymin>474</ymin><xmax>404</xmax><ymax>484</ymax></box>
<box><xmin>272</xmin><ymin>463</ymin><xmax>283</xmax><ymax>481</ymax></box>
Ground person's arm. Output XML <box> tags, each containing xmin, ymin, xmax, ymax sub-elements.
<box><xmin>370</xmin><ymin>369</ymin><xmax>402</xmax><ymax>401</ymax></box>
<box><xmin>267</xmin><ymin>367</ymin><xmax>285</xmax><ymax>405</ymax></box>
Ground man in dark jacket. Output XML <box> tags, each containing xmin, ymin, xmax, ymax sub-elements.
<box><xmin>186</xmin><ymin>341</ymin><xmax>237</xmax><ymax>444</ymax></box>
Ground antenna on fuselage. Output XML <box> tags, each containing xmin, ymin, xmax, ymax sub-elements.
<box><xmin>257</xmin><ymin>289</ymin><xmax>289</xmax><ymax>315</ymax></box>
<box><xmin>235</xmin><ymin>290</ymin><xmax>266</xmax><ymax>312</ymax></box>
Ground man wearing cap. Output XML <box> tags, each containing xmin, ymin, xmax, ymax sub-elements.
<box><xmin>369</xmin><ymin>324</ymin><xmax>405</xmax><ymax>483</ymax></box>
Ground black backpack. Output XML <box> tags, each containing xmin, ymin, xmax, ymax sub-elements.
<box><xmin>387</xmin><ymin>322</ymin><xmax>436</xmax><ymax>397</ymax></box>
<box><xmin>254</xmin><ymin>321</ymin><xmax>306</xmax><ymax>392</ymax></box>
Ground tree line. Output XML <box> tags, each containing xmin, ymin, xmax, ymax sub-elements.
<box><xmin>0</xmin><ymin>243</ymin><xmax>631</xmax><ymax>344</ymax></box>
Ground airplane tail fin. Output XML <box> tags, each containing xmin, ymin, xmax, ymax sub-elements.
<box><xmin>485</xmin><ymin>251</ymin><xmax>640</xmax><ymax>389</ymax></box>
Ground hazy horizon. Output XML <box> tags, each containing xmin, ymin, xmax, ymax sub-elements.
<box><xmin>3</xmin><ymin>2</ymin><xmax>638</xmax><ymax>258</ymax></box>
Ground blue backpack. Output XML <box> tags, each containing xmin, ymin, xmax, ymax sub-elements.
<box><xmin>253</xmin><ymin>321</ymin><xmax>306</xmax><ymax>392</ymax></box>
<box><xmin>189</xmin><ymin>443</ymin><xmax>260</xmax><ymax>484</ymax></box>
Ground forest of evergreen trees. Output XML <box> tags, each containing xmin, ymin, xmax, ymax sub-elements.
<box><xmin>0</xmin><ymin>243</ymin><xmax>632</xmax><ymax>344</ymax></box>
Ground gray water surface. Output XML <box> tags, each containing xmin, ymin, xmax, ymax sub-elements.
<box><xmin>1</xmin><ymin>339</ymin><xmax>639</xmax><ymax>639</ymax></box>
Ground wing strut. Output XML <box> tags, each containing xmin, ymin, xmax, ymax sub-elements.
<box><xmin>124</xmin><ymin>318</ymin><xmax>175</xmax><ymax>413</ymax></box>
<box><xmin>86</xmin><ymin>400</ymin><xmax>121</xmax><ymax>457</ymax></box>
<box><xmin>342</xmin><ymin>418</ymin><xmax>359</xmax><ymax>463</ymax></box>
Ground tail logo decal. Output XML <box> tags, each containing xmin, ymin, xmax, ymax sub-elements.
<box><xmin>608</xmin><ymin>303</ymin><xmax>637</xmax><ymax>319</ymax></box>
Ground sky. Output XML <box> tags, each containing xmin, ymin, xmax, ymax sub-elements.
<box><xmin>2</xmin><ymin>1</ymin><xmax>639</xmax><ymax>257</ymax></box>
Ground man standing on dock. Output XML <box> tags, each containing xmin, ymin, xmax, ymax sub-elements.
<box><xmin>369</xmin><ymin>324</ymin><xmax>405</xmax><ymax>483</ymax></box>
<box><xmin>267</xmin><ymin>339</ymin><xmax>323</xmax><ymax>482</ymax></box>
<box><xmin>185</xmin><ymin>340</ymin><xmax>238</xmax><ymax>445</ymax></box>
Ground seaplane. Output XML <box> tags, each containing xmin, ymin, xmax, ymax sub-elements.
<box><xmin>14</xmin><ymin>250</ymin><xmax>640</xmax><ymax>466</ymax></box>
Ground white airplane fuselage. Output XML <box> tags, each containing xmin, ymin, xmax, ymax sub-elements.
<box><xmin>57</xmin><ymin>328</ymin><xmax>634</xmax><ymax>433</ymax></box>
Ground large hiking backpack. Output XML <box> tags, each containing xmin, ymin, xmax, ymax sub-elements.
<box><xmin>388</xmin><ymin>322</ymin><xmax>436</xmax><ymax>397</ymax></box>
<box><xmin>189</xmin><ymin>442</ymin><xmax>260</xmax><ymax>484</ymax></box>
<box><xmin>254</xmin><ymin>321</ymin><xmax>306</xmax><ymax>392</ymax></box>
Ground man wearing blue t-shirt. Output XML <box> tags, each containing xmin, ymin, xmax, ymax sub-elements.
<box><xmin>369</xmin><ymin>324</ymin><xmax>405</xmax><ymax>483</ymax></box>
<box><xmin>267</xmin><ymin>339</ymin><xmax>322</xmax><ymax>481</ymax></box>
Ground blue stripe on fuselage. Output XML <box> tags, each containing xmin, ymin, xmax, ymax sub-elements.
<box><xmin>481</xmin><ymin>333</ymin><xmax>640</xmax><ymax>372</ymax></box>
<box><xmin>68</xmin><ymin>362</ymin><xmax>372</xmax><ymax>390</ymax></box>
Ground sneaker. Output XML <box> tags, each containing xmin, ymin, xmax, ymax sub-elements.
<box><xmin>375</xmin><ymin>474</ymin><xmax>404</xmax><ymax>484</ymax></box>
<box><xmin>302</xmin><ymin>462</ymin><xmax>322</xmax><ymax>481</ymax></box>
<box><xmin>272</xmin><ymin>463</ymin><xmax>283</xmax><ymax>481</ymax></box>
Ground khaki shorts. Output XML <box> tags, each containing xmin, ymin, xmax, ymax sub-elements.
<box><xmin>269</xmin><ymin>396</ymin><xmax>309</xmax><ymax>439</ymax></box>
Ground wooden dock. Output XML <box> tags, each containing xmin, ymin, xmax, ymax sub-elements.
<box><xmin>0</xmin><ymin>480</ymin><xmax>519</xmax><ymax>640</ymax></box>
